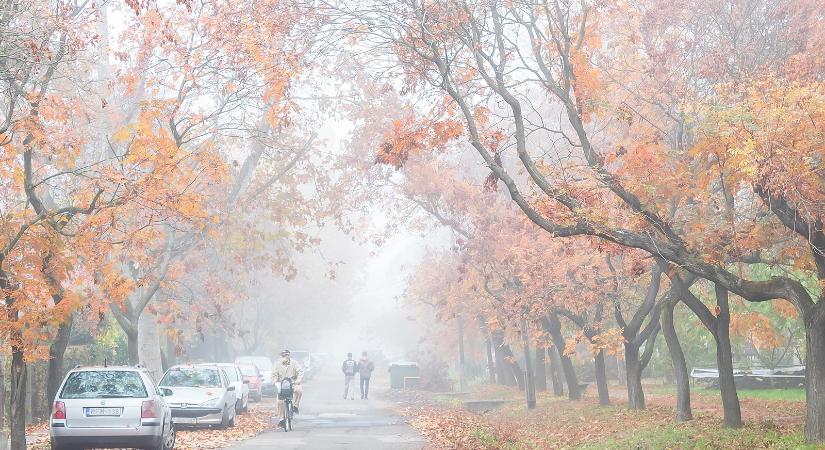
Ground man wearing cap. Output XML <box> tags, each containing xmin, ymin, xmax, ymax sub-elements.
<box><xmin>273</xmin><ymin>349</ymin><xmax>304</xmax><ymax>427</ymax></box>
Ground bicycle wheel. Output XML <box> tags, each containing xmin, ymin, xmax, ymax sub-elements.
<box><xmin>289</xmin><ymin>399</ymin><xmax>294</xmax><ymax>430</ymax></box>
<box><xmin>285</xmin><ymin>400</ymin><xmax>293</xmax><ymax>431</ymax></box>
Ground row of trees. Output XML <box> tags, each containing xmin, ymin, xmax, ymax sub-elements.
<box><xmin>0</xmin><ymin>0</ymin><xmax>326</xmax><ymax>448</ymax></box>
<box><xmin>328</xmin><ymin>0</ymin><xmax>825</xmax><ymax>443</ymax></box>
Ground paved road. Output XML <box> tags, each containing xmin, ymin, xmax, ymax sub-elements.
<box><xmin>225</xmin><ymin>372</ymin><xmax>425</xmax><ymax>450</ymax></box>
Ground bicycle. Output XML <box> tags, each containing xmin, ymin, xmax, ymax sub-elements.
<box><xmin>278</xmin><ymin>378</ymin><xmax>295</xmax><ymax>431</ymax></box>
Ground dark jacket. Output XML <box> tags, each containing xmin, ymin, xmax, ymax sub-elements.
<box><xmin>342</xmin><ymin>358</ymin><xmax>357</xmax><ymax>376</ymax></box>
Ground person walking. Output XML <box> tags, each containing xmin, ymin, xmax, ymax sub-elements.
<box><xmin>358</xmin><ymin>352</ymin><xmax>375</xmax><ymax>400</ymax></box>
<box><xmin>342</xmin><ymin>352</ymin><xmax>358</xmax><ymax>400</ymax></box>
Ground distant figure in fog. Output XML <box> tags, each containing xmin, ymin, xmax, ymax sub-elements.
<box><xmin>342</xmin><ymin>352</ymin><xmax>358</xmax><ymax>400</ymax></box>
<box><xmin>359</xmin><ymin>352</ymin><xmax>375</xmax><ymax>400</ymax></box>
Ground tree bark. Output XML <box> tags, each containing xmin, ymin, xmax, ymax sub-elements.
<box><xmin>47</xmin><ymin>316</ymin><xmax>73</xmax><ymax>410</ymax></box>
<box><xmin>9</xmin><ymin>344</ymin><xmax>26</xmax><ymax>450</ymax></box>
<box><xmin>713</xmin><ymin>285</ymin><xmax>742</xmax><ymax>428</ymax></box>
<box><xmin>804</xmin><ymin>312</ymin><xmax>825</xmax><ymax>442</ymax></box>
<box><xmin>624</xmin><ymin>345</ymin><xmax>645</xmax><ymax>409</ymax></box>
<box><xmin>484</xmin><ymin>337</ymin><xmax>496</xmax><ymax>384</ymax></box>
<box><xmin>491</xmin><ymin>330</ymin><xmax>515</xmax><ymax>386</ymax></box>
<box><xmin>594</xmin><ymin>349</ymin><xmax>610</xmax><ymax>405</ymax></box>
<box><xmin>501</xmin><ymin>343</ymin><xmax>525</xmax><ymax>390</ymax></box>
<box><xmin>521</xmin><ymin>320</ymin><xmax>536</xmax><ymax>409</ymax></box>
<box><xmin>138</xmin><ymin>312</ymin><xmax>163</xmax><ymax>380</ymax></box>
<box><xmin>126</xmin><ymin>327</ymin><xmax>139</xmax><ymax>365</ymax></box>
<box><xmin>547</xmin><ymin>348</ymin><xmax>564</xmax><ymax>396</ymax></box>
<box><xmin>535</xmin><ymin>347</ymin><xmax>547</xmax><ymax>392</ymax></box>
<box><xmin>661</xmin><ymin>295</ymin><xmax>692</xmax><ymax>421</ymax></box>
<box><xmin>542</xmin><ymin>314</ymin><xmax>580</xmax><ymax>400</ymax></box>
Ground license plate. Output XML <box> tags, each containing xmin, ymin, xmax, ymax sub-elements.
<box><xmin>173</xmin><ymin>417</ymin><xmax>196</xmax><ymax>424</ymax></box>
<box><xmin>86</xmin><ymin>407</ymin><xmax>121</xmax><ymax>416</ymax></box>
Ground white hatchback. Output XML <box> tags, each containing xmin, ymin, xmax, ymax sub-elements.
<box><xmin>159</xmin><ymin>365</ymin><xmax>237</xmax><ymax>428</ymax></box>
<box><xmin>49</xmin><ymin>366</ymin><xmax>175</xmax><ymax>450</ymax></box>
<box><xmin>200</xmin><ymin>363</ymin><xmax>249</xmax><ymax>413</ymax></box>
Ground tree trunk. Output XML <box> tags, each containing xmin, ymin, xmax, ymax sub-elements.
<box><xmin>713</xmin><ymin>285</ymin><xmax>742</xmax><ymax>428</ymax></box>
<box><xmin>10</xmin><ymin>344</ymin><xmax>26</xmax><ymax>450</ymax></box>
<box><xmin>594</xmin><ymin>349</ymin><xmax>610</xmax><ymax>406</ymax></box>
<box><xmin>547</xmin><ymin>348</ymin><xmax>564</xmax><ymax>396</ymax></box>
<box><xmin>138</xmin><ymin>312</ymin><xmax>163</xmax><ymax>380</ymax></box>
<box><xmin>477</xmin><ymin>315</ymin><xmax>496</xmax><ymax>384</ymax></box>
<box><xmin>0</xmin><ymin>355</ymin><xmax>5</xmax><ymax>450</ymax></box>
<box><xmin>543</xmin><ymin>315</ymin><xmax>580</xmax><ymax>400</ymax></box>
<box><xmin>47</xmin><ymin>316</ymin><xmax>73</xmax><ymax>410</ymax></box>
<box><xmin>662</xmin><ymin>296</ymin><xmax>692</xmax><ymax>421</ymax></box>
<box><xmin>24</xmin><ymin>365</ymin><xmax>31</xmax><ymax>425</ymax></box>
<box><xmin>624</xmin><ymin>344</ymin><xmax>645</xmax><ymax>409</ymax></box>
<box><xmin>126</xmin><ymin>327</ymin><xmax>139</xmax><ymax>365</ymax></box>
<box><xmin>484</xmin><ymin>337</ymin><xmax>496</xmax><ymax>384</ymax></box>
<box><xmin>500</xmin><ymin>343</ymin><xmax>525</xmax><ymax>390</ymax></box>
<box><xmin>457</xmin><ymin>317</ymin><xmax>466</xmax><ymax>392</ymax></box>
<box><xmin>535</xmin><ymin>347</ymin><xmax>547</xmax><ymax>392</ymax></box>
<box><xmin>491</xmin><ymin>328</ymin><xmax>517</xmax><ymax>386</ymax></box>
<box><xmin>521</xmin><ymin>320</ymin><xmax>536</xmax><ymax>409</ymax></box>
<box><xmin>804</xmin><ymin>313</ymin><xmax>825</xmax><ymax>442</ymax></box>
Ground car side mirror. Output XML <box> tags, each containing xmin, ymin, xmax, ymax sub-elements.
<box><xmin>160</xmin><ymin>388</ymin><xmax>173</xmax><ymax>396</ymax></box>
<box><xmin>243</xmin><ymin>380</ymin><xmax>250</xmax><ymax>384</ymax></box>
<box><xmin>227</xmin><ymin>385</ymin><xmax>236</xmax><ymax>391</ymax></box>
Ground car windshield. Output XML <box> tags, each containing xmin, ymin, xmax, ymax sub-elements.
<box><xmin>60</xmin><ymin>370</ymin><xmax>148</xmax><ymax>399</ymax></box>
<box><xmin>160</xmin><ymin>368</ymin><xmax>222</xmax><ymax>388</ymax></box>
<box><xmin>221</xmin><ymin>367</ymin><xmax>239</xmax><ymax>382</ymax></box>
<box><xmin>237</xmin><ymin>357</ymin><xmax>272</xmax><ymax>371</ymax></box>
<box><xmin>239</xmin><ymin>365</ymin><xmax>259</xmax><ymax>377</ymax></box>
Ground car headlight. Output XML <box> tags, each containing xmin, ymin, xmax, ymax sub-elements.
<box><xmin>200</xmin><ymin>397</ymin><xmax>221</xmax><ymax>408</ymax></box>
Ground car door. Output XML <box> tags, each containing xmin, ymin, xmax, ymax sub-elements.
<box><xmin>220</xmin><ymin>370</ymin><xmax>236</xmax><ymax>409</ymax></box>
<box><xmin>234</xmin><ymin>367</ymin><xmax>248</xmax><ymax>401</ymax></box>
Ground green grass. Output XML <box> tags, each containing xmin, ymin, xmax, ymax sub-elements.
<box><xmin>578</xmin><ymin>423</ymin><xmax>818</xmax><ymax>450</ymax></box>
<box><xmin>735</xmin><ymin>388</ymin><xmax>806</xmax><ymax>402</ymax></box>
<box><xmin>647</xmin><ymin>386</ymin><xmax>806</xmax><ymax>402</ymax></box>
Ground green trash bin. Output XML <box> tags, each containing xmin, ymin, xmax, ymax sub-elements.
<box><xmin>388</xmin><ymin>361</ymin><xmax>419</xmax><ymax>389</ymax></box>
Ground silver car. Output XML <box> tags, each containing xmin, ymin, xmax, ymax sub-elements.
<box><xmin>159</xmin><ymin>365</ymin><xmax>237</xmax><ymax>428</ymax></box>
<box><xmin>202</xmin><ymin>363</ymin><xmax>249</xmax><ymax>413</ymax></box>
<box><xmin>49</xmin><ymin>365</ymin><xmax>175</xmax><ymax>450</ymax></box>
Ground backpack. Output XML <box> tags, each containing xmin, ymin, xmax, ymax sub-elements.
<box><xmin>343</xmin><ymin>359</ymin><xmax>356</xmax><ymax>376</ymax></box>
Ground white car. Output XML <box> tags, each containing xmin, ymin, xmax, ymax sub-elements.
<box><xmin>50</xmin><ymin>365</ymin><xmax>175</xmax><ymax>450</ymax></box>
<box><xmin>159</xmin><ymin>365</ymin><xmax>237</xmax><ymax>428</ymax></box>
<box><xmin>200</xmin><ymin>363</ymin><xmax>249</xmax><ymax>413</ymax></box>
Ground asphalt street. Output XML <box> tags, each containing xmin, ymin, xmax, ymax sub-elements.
<box><xmin>224</xmin><ymin>371</ymin><xmax>425</xmax><ymax>450</ymax></box>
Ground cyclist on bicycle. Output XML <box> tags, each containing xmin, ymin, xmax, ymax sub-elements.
<box><xmin>273</xmin><ymin>349</ymin><xmax>304</xmax><ymax>428</ymax></box>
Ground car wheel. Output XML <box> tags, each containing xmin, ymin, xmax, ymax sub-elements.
<box><xmin>242</xmin><ymin>394</ymin><xmax>249</xmax><ymax>412</ymax></box>
<box><xmin>235</xmin><ymin>399</ymin><xmax>242</xmax><ymax>414</ymax></box>
<box><xmin>229</xmin><ymin>408</ymin><xmax>236</xmax><ymax>427</ymax></box>
<box><xmin>220</xmin><ymin>406</ymin><xmax>231</xmax><ymax>429</ymax></box>
<box><xmin>163</xmin><ymin>423</ymin><xmax>176</xmax><ymax>450</ymax></box>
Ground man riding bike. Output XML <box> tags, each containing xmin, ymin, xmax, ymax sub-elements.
<box><xmin>273</xmin><ymin>349</ymin><xmax>304</xmax><ymax>429</ymax></box>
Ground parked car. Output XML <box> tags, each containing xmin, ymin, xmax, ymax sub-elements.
<box><xmin>200</xmin><ymin>363</ymin><xmax>249</xmax><ymax>413</ymax></box>
<box><xmin>49</xmin><ymin>365</ymin><xmax>175</xmax><ymax>450</ymax></box>
<box><xmin>158</xmin><ymin>365</ymin><xmax>237</xmax><ymax>428</ymax></box>
<box><xmin>237</xmin><ymin>364</ymin><xmax>263</xmax><ymax>402</ymax></box>
<box><xmin>235</xmin><ymin>356</ymin><xmax>275</xmax><ymax>397</ymax></box>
